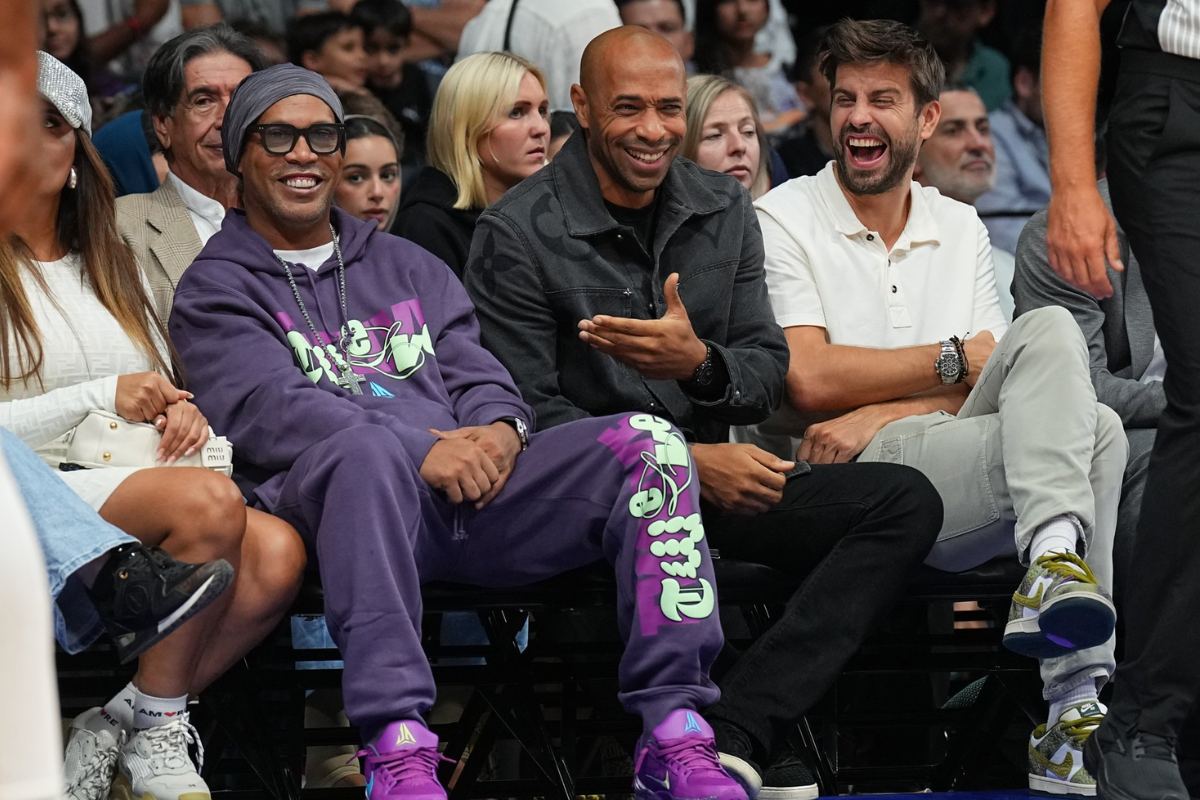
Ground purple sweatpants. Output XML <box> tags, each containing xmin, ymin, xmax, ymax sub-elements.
<box><xmin>268</xmin><ymin>413</ymin><xmax>723</xmax><ymax>736</ymax></box>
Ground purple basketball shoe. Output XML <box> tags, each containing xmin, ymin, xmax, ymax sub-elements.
<box><xmin>634</xmin><ymin>710</ymin><xmax>749</xmax><ymax>800</ymax></box>
<box><xmin>358</xmin><ymin>720</ymin><xmax>451</xmax><ymax>800</ymax></box>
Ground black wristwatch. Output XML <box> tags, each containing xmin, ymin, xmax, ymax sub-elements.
<box><xmin>689</xmin><ymin>344</ymin><xmax>716</xmax><ymax>387</ymax></box>
<box><xmin>498</xmin><ymin>417</ymin><xmax>530</xmax><ymax>451</ymax></box>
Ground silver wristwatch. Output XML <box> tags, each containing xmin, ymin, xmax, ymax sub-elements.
<box><xmin>935</xmin><ymin>339</ymin><xmax>965</xmax><ymax>385</ymax></box>
<box><xmin>499</xmin><ymin>417</ymin><xmax>530</xmax><ymax>451</ymax></box>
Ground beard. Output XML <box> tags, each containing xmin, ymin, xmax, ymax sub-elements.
<box><xmin>587</xmin><ymin>130</ymin><xmax>676</xmax><ymax>195</ymax></box>
<box><xmin>832</xmin><ymin>121</ymin><xmax>921</xmax><ymax>196</ymax></box>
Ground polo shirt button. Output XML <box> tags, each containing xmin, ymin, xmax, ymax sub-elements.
<box><xmin>867</xmin><ymin>234</ymin><xmax>874</xmax><ymax>241</ymax></box>
<box><xmin>616</xmin><ymin>233</ymin><xmax>624</xmax><ymax>240</ymax></box>
<box><xmin>891</xmin><ymin>285</ymin><xmax>897</xmax><ymax>293</ymax></box>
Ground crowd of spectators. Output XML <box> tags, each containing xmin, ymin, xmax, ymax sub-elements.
<box><xmin>4</xmin><ymin>0</ymin><xmax>1180</xmax><ymax>799</ymax></box>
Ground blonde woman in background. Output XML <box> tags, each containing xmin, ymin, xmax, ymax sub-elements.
<box><xmin>392</xmin><ymin>51</ymin><xmax>549</xmax><ymax>278</ymax></box>
<box><xmin>682</xmin><ymin>73</ymin><xmax>771</xmax><ymax>200</ymax></box>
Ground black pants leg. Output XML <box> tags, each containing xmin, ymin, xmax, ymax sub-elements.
<box><xmin>1106</xmin><ymin>56</ymin><xmax>1200</xmax><ymax>738</ymax></box>
<box><xmin>703</xmin><ymin>462</ymin><xmax>942</xmax><ymax>757</ymax></box>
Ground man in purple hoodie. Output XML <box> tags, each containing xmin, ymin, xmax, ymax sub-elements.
<box><xmin>168</xmin><ymin>63</ymin><xmax>745</xmax><ymax>800</ymax></box>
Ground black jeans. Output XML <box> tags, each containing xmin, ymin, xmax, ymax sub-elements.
<box><xmin>1106</xmin><ymin>50</ymin><xmax>1200</xmax><ymax>738</ymax></box>
<box><xmin>703</xmin><ymin>461</ymin><xmax>942</xmax><ymax>758</ymax></box>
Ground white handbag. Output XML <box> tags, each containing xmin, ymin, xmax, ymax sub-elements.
<box><xmin>63</xmin><ymin>409</ymin><xmax>234</xmax><ymax>476</ymax></box>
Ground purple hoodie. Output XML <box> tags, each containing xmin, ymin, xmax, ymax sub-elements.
<box><xmin>170</xmin><ymin>208</ymin><xmax>532</xmax><ymax>508</ymax></box>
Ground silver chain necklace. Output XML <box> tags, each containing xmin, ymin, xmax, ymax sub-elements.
<box><xmin>275</xmin><ymin>223</ymin><xmax>364</xmax><ymax>395</ymax></box>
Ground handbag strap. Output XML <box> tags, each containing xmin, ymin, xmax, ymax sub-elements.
<box><xmin>503</xmin><ymin>0</ymin><xmax>520</xmax><ymax>52</ymax></box>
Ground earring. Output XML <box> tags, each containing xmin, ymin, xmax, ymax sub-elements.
<box><xmin>68</xmin><ymin>168</ymin><xmax>78</xmax><ymax>190</ymax></box>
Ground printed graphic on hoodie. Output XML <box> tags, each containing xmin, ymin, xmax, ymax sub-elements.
<box><xmin>277</xmin><ymin>298</ymin><xmax>435</xmax><ymax>390</ymax></box>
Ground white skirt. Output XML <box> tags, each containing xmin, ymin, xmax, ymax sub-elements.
<box><xmin>59</xmin><ymin>466</ymin><xmax>148</xmax><ymax>511</ymax></box>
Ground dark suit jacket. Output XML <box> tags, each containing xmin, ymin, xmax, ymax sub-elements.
<box><xmin>1013</xmin><ymin>179</ymin><xmax>1164</xmax><ymax>428</ymax></box>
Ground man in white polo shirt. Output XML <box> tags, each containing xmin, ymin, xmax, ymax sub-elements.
<box><xmin>747</xmin><ymin>19</ymin><xmax>1127</xmax><ymax>797</ymax></box>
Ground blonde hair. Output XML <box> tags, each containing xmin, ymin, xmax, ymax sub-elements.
<box><xmin>682</xmin><ymin>74</ymin><xmax>771</xmax><ymax>200</ymax></box>
<box><xmin>426</xmin><ymin>52</ymin><xmax>547</xmax><ymax>210</ymax></box>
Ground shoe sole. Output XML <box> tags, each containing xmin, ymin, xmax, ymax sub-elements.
<box><xmin>1028</xmin><ymin>774</ymin><xmax>1096</xmax><ymax>797</ymax></box>
<box><xmin>113</xmin><ymin>561</ymin><xmax>234</xmax><ymax>664</ymax></box>
<box><xmin>110</xmin><ymin>770</ymin><xmax>211</xmax><ymax>800</ymax></box>
<box><xmin>634</xmin><ymin>776</ymin><xmax>732</xmax><ymax>800</ymax></box>
<box><xmin>1003</xmin><ymin>593</ymin><xmax>1116</xmax><ymax>659</ymax></box>
<box><xmin>757</xmin><ymin>784</ymin><xmax>818</xmax><ymax>800</ymax></box>
<box><xmin>718</xmin><ymin>753</ymin><xmax>763</xmax><ymax>798</ymax></box>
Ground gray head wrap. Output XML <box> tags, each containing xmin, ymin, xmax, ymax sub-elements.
<box><xmin>37</xmin><ymin>51</ymin><xmax>91</xmax><ymax>135</ymax></box>
<box><xmin>222</xmin><ymin>63</ymin><xmax>345</xmax><ymax>175</ymax></box>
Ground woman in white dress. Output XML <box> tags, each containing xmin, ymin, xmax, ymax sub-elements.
<box><xmin>3</xmin><ymin>53</ymin><xmax>307</xmax><ymax>800</ymax></box>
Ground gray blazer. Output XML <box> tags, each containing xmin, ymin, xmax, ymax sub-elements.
<box><xmin>116</xmin><ymin>179</ymin><xmax>203</xmax><ymax>326</ymax></box>
<box><xmin>1012</xmin><ymin>179</ymin><xmax>1164</xmax><ymax>428</ymax></box>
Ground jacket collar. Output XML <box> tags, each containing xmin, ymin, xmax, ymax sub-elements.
<box><xmin>551</xmin><ymin>129</ymin><xmax>731</xmax><ymax>238</ymax></box>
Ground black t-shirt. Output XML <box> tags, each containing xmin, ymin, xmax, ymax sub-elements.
<box><xmin>604</xmin><ymin>194</ymin><xmax>660</xmax><ymax>258</ymax></box>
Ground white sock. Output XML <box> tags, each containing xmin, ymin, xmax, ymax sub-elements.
<box><xmin>133</xmin><ymin>686</ymin><xmax>189</xmax><ymax>732</ymax></box>
<box><xmin>1048</xmin><ymin>682</ymin><xmax>1100</xmax><ymax>726</ymax></box>
<box><xmin>1030</xmin><ymin>516</ymin><xmax>1079</xmax><ymax>561</ymax></box>
<box><xmin>93</xmin><ymin>682</ymin><xmax>137</xmax><ymax>734</ymax></box>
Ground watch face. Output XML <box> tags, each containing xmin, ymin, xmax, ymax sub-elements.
<box><xmin>935</xmin><ymin>353</ymin><xmax>960</xmax><ymax>378</ymax></box>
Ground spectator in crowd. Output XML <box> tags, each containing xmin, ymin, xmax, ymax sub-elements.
<box><xmin>76</xmin><ymin>0</ymin><xmax>178</xmax><ymax>80</ymax></box>
<box><xmin>693</xmin><ymin>0</ymin><xmax>803</xmax><ymax>137</ymax></box>
<box><xmin>912</xmin><ymin>82</ymin><xmax>1014</xmax><ymax>320</ymax></box>
<box><xmin>40</xmin><ymin>0</ymin><xmax>133</xmax><ymax>122</ymax></box>
<box><xmin>117</xmin><ymin>24</ymin><xmax>265</xmax><ymax>323</ymax></box>
<box><xmin>1013</xmin><ymin>180</ymin><xmax>1155</xmax><ymax>608</ymax></box>
<box><xmin>616</xmin><ymin>0</ymin><xmax>694</xmax><ymax>67</ymax></box>
<box><xmin>287</xmin><ymin>11</ymin><xmax>368</xmax><ymax>94</ymax></box>
<box><xmin>745</xmin><ymin>20</ymin><xmax>1123</xmax><ymax>797</ymax></box>
<box><xmin>682</xmin><ymin>74</ymin><xmax>769</xmax><ymax>199</ymax></box>
<box><xmin>547</xmin><ymin>109</ymin><xmax>578</xmax><ymax>159</ymax></box>
<box><xmin>456</xmin><ymin>0</ymin><xmax>620</xmax><ymax>111</ymax></box>
<box><xmin>916</xmin><ymin>0</ymin><xmax>1010</xmax><ymax>111</ymax></box>
<box><xmin>335</xmin><ymin>113</ymin><xmax>403</xmax><ymax>230</ymax></box>
<box><xmin>393</xmin><ymin>52</ymin><xmax>549</xmax><ymax>277</ymax></box>
<box><xmin>464</xmin><ymin>27</ymin><xmax>942</xmax><ymax>800</ymax></box>
<box><xmin>170</xmin><ymin>62</ymin><xmax>749</xmax><ymax>800</ymax></box>
<box><xmin>9</xmin><ymin>52</ymin><xmax>305</xmax><ymax>800</ymax></box>
<box><xmin>975</xmin><ymin>27</ymin><xmax>1049</xmax><ymax>256</ymax></box>
<box><xmin>350</xmin><ymin>0</ymin><xmax>433</xmax><ymax>167</ymax></box>
<box><xmin>777</xmin><ymin>25</ymin><xmax>832</xmax><ymax>179</ymax></box>
<box><xmin>679</xmin><ymin>0</ymin><xmax>794</xmax><ymax>67</ymax></box>
<box><xmin>94</xmin><ymin>109</ymin><xmax>165</xmax><ymax>196</ymax></box>
<box><xmin>391</xmin><ymin>0</ymin><xmax>482</xmax><ymax>71</ymax></box>
<box><xmin>231</xmin><ymin>18</ymin><xmax>287</xmax><ymax>64</ymax></box>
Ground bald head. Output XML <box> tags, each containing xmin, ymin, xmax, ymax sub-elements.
<box><xmin>580</xmin><ymin>25</ymin><xmax>685</xmax><ymax>100</ymax></box>
<box><xmin>571</xmin><ymin>26</ymin><xmax>688</xmax><ymax>208</ymax></box>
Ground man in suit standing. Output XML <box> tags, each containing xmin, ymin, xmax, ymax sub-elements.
<box><xmin>117</xmin><ymin>24</ymin><xmax>265</xmax><ymax>322</ymax></box>
<box><xmin>1013</xmin><ymin>178</ymin><xmax>1161</xmax><ymax>607</ymax></box>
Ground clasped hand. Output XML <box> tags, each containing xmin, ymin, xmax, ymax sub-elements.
<box><xmin>419</xmin><ymin>421</ymin><xmax>522</xmax><ymax>508</ymax></box>
<box><xmin>115</xmin><ymin>371</ymin><xmax>208</xmax><ymax>466</ymax></box>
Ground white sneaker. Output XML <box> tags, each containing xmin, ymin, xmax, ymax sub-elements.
<box><xmin>110</xmin><ymin>714</ymin><xmax>210</xmax><ymax>800</ymax></box>
<box><xmin>64</xmin><ymin>708</ymin><xmax>125</xmax><ymax>800</ymax></box>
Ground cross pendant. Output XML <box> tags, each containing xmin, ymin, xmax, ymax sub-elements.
<box><xmin>337</xmin><ymin>367</ymin><xmax>365</xmax><ymax>395</ymax></box>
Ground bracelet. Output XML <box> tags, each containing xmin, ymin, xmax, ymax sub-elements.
<box><xmin>125</xmin><ymin>15</ymin><xmax>147</xmax><ymax>39</ymax></box>
<box><xmin>951</xmin><ymin>334</ymin><xmax>969</xmax><ymax>379</ymax></box>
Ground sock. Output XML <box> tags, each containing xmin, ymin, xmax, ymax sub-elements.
<box><xmin>1048</xmin><ymin>682</ymin><xmax>1100</xmax><ymax>726</ymax></box>
<box><xmin>1030</xmin><ymin>516</ymin><xmax>1079</xmax><ymax>561</ymax></box>
<box><xmin>133</xmin><ymin>686</ymin><xmax>189</xmax><ymax>732</ymax></box>
<box><xmin>93</xmin><ymin>681</ymin><xmax>137</xmax><ymax>734</ymax></box>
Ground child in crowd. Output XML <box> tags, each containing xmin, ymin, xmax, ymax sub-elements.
<box><xmin>287</xmin><ymin>11</ymin><xmax>369</xmax><ymax>93</ymax></box>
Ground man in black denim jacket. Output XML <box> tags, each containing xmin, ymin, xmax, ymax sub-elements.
<box><xmin>464</xmin><ymin>27</ymin><xmax>943</xmax><ymax>799</ymax></box>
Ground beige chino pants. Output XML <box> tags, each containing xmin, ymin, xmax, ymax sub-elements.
<box><xmin>858</xmin><ymin>306</ymin><xmax>1127</xmax><ymax>699</ymax></box>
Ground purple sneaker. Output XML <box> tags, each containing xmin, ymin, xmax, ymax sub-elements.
<box><xmin>357</xmin><ymin>720</ymin><xmax>451</xmax><ymax>800</ymax></box>
<box><xmin>634</xmin><ymin>710</ymin><xmax>749</xmax><ymax>800</ymax></box>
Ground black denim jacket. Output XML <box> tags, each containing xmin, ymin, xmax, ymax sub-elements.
<box><xmin>463</xmin><ymin>131</ymin><xmax>789</xmax><ymax>444</ymax></box>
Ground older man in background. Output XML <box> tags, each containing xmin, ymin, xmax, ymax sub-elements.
<box><xmin>117</xmin><ymin>23</ymin><xmax>265</xmax><ymax>321</ymax></box>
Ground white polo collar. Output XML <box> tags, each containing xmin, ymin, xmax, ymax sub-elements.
<box><xmin>814</xmin><ymin>163</ymin><xmax>941</xmax><ymax>252</ymax></box>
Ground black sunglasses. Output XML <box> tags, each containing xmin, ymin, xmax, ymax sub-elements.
<box><xmin>249</xmin><ymin>123</ymin><xmax>346</xmax><ymax>156</ymax></box>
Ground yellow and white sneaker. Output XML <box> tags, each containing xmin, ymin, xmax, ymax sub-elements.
<box><xmin>1028</xmin><ymin>701</ymin><xmax>1104</xmax><ymax>797</ymax></box>
<box><xmin>1004</xmin><ymin>552</ymin><xmax>1116</xmax><ymax>659</ymax></box>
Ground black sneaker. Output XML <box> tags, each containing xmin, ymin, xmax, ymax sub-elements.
<box><xmin>713</xmin><ymin>720</ymin><xmax>763</xmax><ymax>798</ymax></box>
<box><xmin>1084</xmin><ymin>715</ymin><xmax>1188</xmax><ymax>800</ymax></box>
<box><xmin>87</xmin><ymin>543</ymin><xmax>233</xmax><ymax>664</ymax></box>
<box><xmin>760</xmin><ymin>753</ymin><xmax>818</xmax><ymax>800</ymax></box>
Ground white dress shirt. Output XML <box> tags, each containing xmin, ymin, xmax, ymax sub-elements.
<box><xmin>168</xmin><ymin>172</ymin><xmax>226</xmax><ymax>247</ymax></box>
<box><xmin>456</xmin><ymin>0</ymin><xmax>621</xmax><ymax>111</ymax></box>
